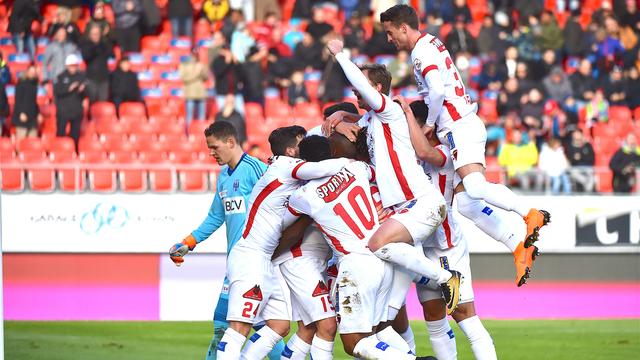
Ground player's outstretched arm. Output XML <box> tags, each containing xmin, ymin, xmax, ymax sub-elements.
<box><xmin>423</xmin><ymin>69</ymin><xmax>445</xmax><ymax>127</ymax></box>
<box><xmin>394</xmin><ymin>95</ymin><xmax>446</xmax><ymax>167</ymax></box>
<box><xmin>293</xmin><ymin>158</ymin><xmax>351</xmax><ymax>180</ymax></box>
<box><xmin>327</xmin><ymin>39</ymin><xmax>384</xmax><ymax>111</ymax></box>
<box><xmin>272</xmin><ymin>215</ymin><xmax>313</xmax><ymax>260</ymax></box>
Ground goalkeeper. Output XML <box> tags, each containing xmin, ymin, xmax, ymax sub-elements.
<box><xmin>169</xmin><ymin>121</ymin><xmax>284</xmax><ymax>360</ymax></box>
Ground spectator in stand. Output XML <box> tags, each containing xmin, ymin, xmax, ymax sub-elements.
<box><xmin>215</xmin><ymin>94</ymin><xmax>247</xmax><ymax>146</ymax></box>
<box><xmin>626</xmin><ymin>67</ymin><xmax>640</xmax><ymax>110</ymax></box>
<box><xmin>203</xmin><ymin>0</ymin><xmax>230</xmax><ymax>24</ymax></box>
<box><xmin>388</xmin><ymin>50</ymin><xmax>412</xmax><ymax>88</ymax></box>
<box><xmin>230</xmin><ymin>21</ymin><xmax>256</xmax><ymax>63</ymax></box>
<box><xmin>13</xmin><ymin>64</ymin><xmax>41</xmax><ymax>140</ymax></box>
<box><xmin>255</xmin><ymin>0</ymin><xmax>281</xmax><ymax>22</ymax></box>
<box><xmin>293</xmin><ymin>32</ymin><xmax>324</xmax><ymax>71</ymax></box>
<box><xmin>110</xmin><ymin>56</ymin><xmax>143</xmax><ymax>113</ymax></box>
<box><xmin>343</xmin><ymin>12</ymin><xmax>365</xmax><ymax>52</ymax></box>
<box><xmin>445</xmin><ymin>15</ymin><xmax>478</xmax><ymax>57</ymax></box>
<box><xmin>212</xmin><ymin>45</ymin><xmax>244</xmax><ymax>114</ymax></box>
<box><xmin>544</xmin><ymin>99</ymin><xmax>573</xmax><ymax>140</ymax></box>
<box><xmin>47</xmin><ymin>7</ymin><xmax>81</xmax><ymax>45</ymax></box>
<box><xmin>43</xmin><ymin>27</ymin><xmax>78</xmax><ymax>84</ymax></box>
<box><xmin>570</xmin><ymin>59</ymin><xmax>597</xmax><ymax>103</ymax></box>
<box><xmin>506</xmin><ymin>23</ymin><xmax>539</xmax><ymax>62</ymax></box>
<box><xmin>207</xmin><ymin>31</ymin><xmax>227</xmax><ymax>68</ymax></box>
<box><xmin>339</xmin><ymin>0</ymin><xmax>363</xmax><ymax>20</ymax></box>
<box><xmin>425</xmin><ymin>12</ymin><xmax>442</xmax><ymax>38</ymax></box>
<box><xmin>591</xmin><ymin>26</ymin><xmax>624</xmax><ymax>73</ymax></box>
<box><xmin>179</xmin><ymin>52</ymin><xmax>209</xmax><ymax>128</ymax></box>
<box><xmin>230</xmin><ymin>0</ymin><xmax>255</xmax><ymax>22</ymax></box>
<box><xmin>514</xmin><ymin>0</ymin><xmax>544</xmax><ymax>24</ymax></box>
<box><xmin>364</xmin><ymin>22</ymin><xmax>397</xmax><ymax>57</ymax></box>
<box><xmin>59</xmin><ymin>0</ymin><xmax>83</xmax><ymax>22</ymax></box>
<box><xmin>307</xmin><ymin>6</ymin><xmax>334</xmax><ymax>42</ymax></box>
<box><xmin>516</xmin><ymin>62</ymin><xmax>538</xmax><ymax>93</ymax></box>
<box><xmin>543</xmin><ymin>66</ymin><xmax>574</xmax><ymax>105</ymax></box>
<box><xmin>621</xmin><ymin>0</ymin><xmax>640</xmax><ymax>32</ymax></box>
<box><xmin>251</xmin><ymin>12</ymin><xmax>279</xmax><ymax>48</ymax></box>
<box><xmin>563</xmin><ymin>10</ymin><xmax>586</xmax><ymax>57</ymax></box>
<box><xmin>521</xmin><ymin>88</ymin><xmax>546</xmax><ymax>145</ymax></box>
<box><xmin>248</xmin><ymin>143</ymin><xmax>267</xmax><ymax>163</ymax></box>
<box><xmin>498</xmin><ymin>128</ymin><xmax>541</xmax><ymax>191</ymax></box>
<box><xmin>538</xmin><ymin>137</ymin><xmax>571</xmax><ymax>194</ymax></box>
<box><xmin>319</xmin><ymin>44</ymin><xmax>348</xmax><ymax>103</ymax></box>
<box><xmin>478</xmin><ymin>60</ymin><xmax>506</xmax><ymax>91</ymax></box>
<box><xmin>533</xmin><ymin>10</ymin><xmax>564</xmax><ymax>53</ymax></box>
<box><xmin>567</xmin><ymin>130</ymin><xmax>595</xmax><ymax>192</ymax></box>
<box><xmin>609</xmin><ymin>133</ymin><xmax>640</xmax><ymax>193</ymax></box>
<box><xmin>81</xmin><ymin>24</ymin><xmax>114</xmax><ymax>103</ymax></box>
<box><xmin>585</xmin><ymin>89</ymin><xmax>609</xmax><ymax>126</ymax></box>
<box><xmin>451</xmin><ymin>0</ymin><xmax>472</xmax><ymax>23</ymax></box>
<box><xmin>531</xmin><ymin>48</ymin><xmax>558</xmax><ymax>81</ymax></box>
<box><xmin>266</xmin><ymin>47</ymin><xmax>294</xmax><ymax>89</ymax></box>
<box><xmin>497</xmin><ymin>77</ymin><xmax>523</xmax><ymax>116</ymax></box>
<box><xmin>478</xmin><ymin>15</ymin><xmax>505</xmax><ymax>58</ymax></box>
<box><xmin>0</xmin><ymin>55</ymin><xmax>9</xmax><ymax>137</ymax></box>
<box><xmin>84</xmin><ymin>2</ymin><xmax>113</xmax><ymax>41</ymax></box>
<box><xmin>604</xmin><ymin>66</ymin><xmax>627</xmax><ymax>106</ymax></box>
<box><xmin>503</xmin><ymin>46</ymin><xmax>519</xmax><ymax>78</ymax></box>
<box><xmin>240</xmin><ymin>45</ymin><xmax>268</xmax><ymax>107</ymax></box>
<box><xmin>220</xmin><ymin>9</ymin><xmax>243</xmax><ymax>43</ymax></box>
<box><xmin>168</xmin><ymin>0</ymin><xmax>194</xmax><ymax>37</ymax></box>
<box><xmin>54</xmin><ymin>54</ymin><xmax>87</xmax><ymax>147</ymax></box>
<box><xmin>112</xmin><ymin>0</ymin><xmax>143</xmax><ymax>53</ymax></box>
<box><xmin>8</xmin><ymin>0</ymin><xmax>41</xmax><ymax>59</ymax></box>
<box><xmin>287</xmin><ymin>69</ymin><xmax>309</xmax><ymax>106</ymax></box>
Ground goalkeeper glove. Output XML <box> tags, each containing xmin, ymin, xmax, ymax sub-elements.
<box><xmin>170</xmin><ymin>234</ymin><xmax>197</xmax><ymax>266</ymax></box>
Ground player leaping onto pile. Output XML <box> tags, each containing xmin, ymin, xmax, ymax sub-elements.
<box><xmin>325</xmin><ymin>39</ymin><xmax>462</xmax><ymax>315</ymax></box>
<box><xmin>379</xmin><ymin>4</ymin><xmax>551</xmax><ymax>286</ymax></box>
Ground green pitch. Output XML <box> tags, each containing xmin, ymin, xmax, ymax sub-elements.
<box><xmin>6</xmin><ymin>320</ymin><xmax>639</xmax><ymax>359</ymax></box>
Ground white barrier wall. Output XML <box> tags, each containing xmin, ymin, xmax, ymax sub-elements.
<box><xmin>2</xmin><ymin>194</ymin><xmax>639</xmax><ymax>253</ymax></box>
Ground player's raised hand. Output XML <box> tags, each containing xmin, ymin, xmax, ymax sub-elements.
<box><xmin>392</xmin><ymin>95</ymin><xmax>411</xmax><ymax>114</ymax></box>
<box><xmin>335</xmin><ymin>122</ymin><xmax>361</xmax><ymax>142</ymax></box>
<box><xmin>322</xmin><ymin>111</ymin><xmax>344</xmax><ymax>136</ymax></box>
<box><xmin>169</xmin><ymin>234</ymin><xmax>197</xmax><ymax>267</ymax></box>
<box><xmin>327</xmin><ymin>39</ymin><xmax>344</xmax><ymax>56</ymax></box>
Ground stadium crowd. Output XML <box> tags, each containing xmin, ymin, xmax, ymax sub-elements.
<box><xmin>0</xmin><ymin>0</ymin><xmax>639</xmax><ymax>193</ymax></box>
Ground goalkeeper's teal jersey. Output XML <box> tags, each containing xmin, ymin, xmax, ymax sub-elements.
<box><xmin>191</xmin><ymin>153</ymin><xmax>267</xmax><ymax>254</ymax></box>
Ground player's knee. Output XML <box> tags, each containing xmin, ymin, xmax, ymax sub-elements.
<box><xmin>267</xmin><ymin>321</ymin><xmax>290</xmax><ymax>338</ymax></box>
<box><xmin>342</xmin><ymin>338</ymin><xmax>358</xmax><ymax>356</ymax></box>
<box><xmin>367</xmin><ymin>233</ymin><xmax>385</xmax><ymax>252</ymax></box>
<box><xmin>455</xmin><ymin>191</ymin><xmax>478</xmax><ymax>219</ymax></box>
<box><xmin>315</xmin><ymin>317</ymin><xmax>337</xmax><ymax>340</ymax></box>
<box><xmin>422</xmin><ymin>299</ymin><xmax>447</xmax><ymax>322</ymax></box>
<box><xmin>452</xmin><ymin>302</ymin><xmax>476</xmax><ymax>323</ymax></box>
<box><xmin>461</xmin><ymin>172</ymin><xmax>487</xmax><ymax>200</ymax></box>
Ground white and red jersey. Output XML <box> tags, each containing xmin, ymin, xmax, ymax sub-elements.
<box><xmin>235</xmin><ymin>155</ymin><xmax>350</xmax><ymax>256</ymax></box>
<box><xmin>358</xmin><ymin>98</ymin><xmax>439</xmax><ymax>208</ymax></box>
<box><xmin>411</xmin><ymin>33</ymin><xmax>477</xmax><ymax>131</ymax></box>
<box><xmin>286</xmin><ymin>161</ymin><xmax>380</xmax><ymax>263</ymax></box>
<box><xmin>421</xmin><ymin>145</ymin><xmax>462</xmax><ymax>249</ymax></box>
<box><xmin>272</xmin><ymin>225</ymin><xmax>331</xmax><ymax>265</ymax></box>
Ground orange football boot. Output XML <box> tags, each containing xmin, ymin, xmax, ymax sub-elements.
<box><xmin>513</xmin><ymin>241</ymin><xmax>540</xmax><ymax>286</ymax></box>
<box><xmin>523</xmin><ymin>209</ymin><xmax>551</xmax><ymax>248</ymax></box>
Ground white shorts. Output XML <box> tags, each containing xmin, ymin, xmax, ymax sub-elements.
<box><xmin>438</xmin><ymin>113</ymin><xmax>487</xmax><ymax>173</ymax></box>
<box><xmin>226</xmin><ymin>245</ymin><xmax>291</xmax><ymax>323</ymax></box>
<box><xmin>335</xmin><ymin>253</ymin><xmax>393</xmax><ymax>334</ymax></box>
<box><xmin>391</xmin><ymin>195</ymin><xmax>446</xmax><ymax>245</ymax></box>
<box><xmin>280</xmin><ymin>256</ymin><xmax>335</xmax><ymax>326</ymax></box>
<box><xmin>386</xmin><ymin>265</ymin><xmax>414</xmax><ymax>320</ymax></box>
<box><xmin>416</xmin><ymin>239</ymin><xmax>474</xmax><ymax>304</ymax></box>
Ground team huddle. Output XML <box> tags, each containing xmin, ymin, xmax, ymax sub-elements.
<box><xmin>169</xmin><ymin>5</ymin><xmax>551</xmax><ymax>360</ymax></box>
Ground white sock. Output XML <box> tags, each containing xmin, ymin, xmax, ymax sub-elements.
<box><xmin>281</xmin><ymin>333</ymin><xmax>310</xmax><ymax>360</ymax></box>
<box><xmin>400</xmin><ymin>327</ymin><xmax>416</xmax><ymax>355</ymax></box>
<box><xmin>374</xmin><ymin>243</ymin><xmax>451</xmax><ymax>284</ymax></box>
<box><xmin>376</xmin><ymin>326</ymin><xmax>413</xmax><ymax>355</ymax></box>
<box><xmin>456</xmin><ymin>191</ymin><xmax>520</xmax><ymax>252</ymax></box>
<box><xmin>458</xmin><ymin>316</ymin><xmax>497</xmax><ymax>360</ymax></box>
<box><xmin>241</xmin><ymin>326</ymin><xmax>282</xmax><ymax>360</ymax></box>
<box><xmin>217</xmin><ymin>327</ymin><xmax>246</xmax><ymax>360</ymax></box>
<box><xmin>352</xmin><ymin>334</ymin><xmax>415</xmax><ymax>360</ymax></box>
<box><xmin>426</xmin><ymin>317</ymin><xmax>457</xmax><ymax>360</ymax></box>
<box><xmin>310</xmin><ymin>335</ymin><xmax>334</xmax><ymax>360</ymax></box>
<box><xmin>462</xmin><ymin>172</ymin><xmax>530</xmax><ymax>217</ymax></box>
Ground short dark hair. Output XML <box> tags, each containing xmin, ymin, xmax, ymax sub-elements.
<box><xmin>329</xmin><ymin>133</ymin><xmax>357</xmax><ymax>159</ymax></box>
<box><xmin>323</xmin><ymin>102</ymin><xmax>359</xmax><ymax>119</ymax></box>
<box><xmin>355</xmin><ymin>127</ymin><xmax>370</xmax><ymax>162</ymax></box>
<box><xmin>299</xmin><ymin>135</ymin><xmax>331</xmax><ymax>162</ymax></box>
<box><xmin>268</xmin><ymin>126</ymin><xmax>306</xmax><ymax>156</ymax></box>
<box><xmin>205</xmin><ymin>121</ymin><xmax>238</xmax><ymax>141</ymax></box>
<box><xmin>409</xmin><ymin>100</ymin><xmax>429</xmax><ymax>127</ymax></box>
<box><xmin>380</xmin><ymin>5</ymin><xmax>419</xmax><ymax>30</ymax></box>
<box><xmin>359</xmin><ymin>64</ymin><xmax>392</xmax><ymax>95</ymax></box>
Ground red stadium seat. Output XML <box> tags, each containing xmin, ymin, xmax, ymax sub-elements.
<box><xmin>177</xmin><ymin>159</ymin><xmax>210</xmax><ymax>192</ymax></box>
<box><xmin>265</xmin><ymin>101</ymin><xmax>291</xmax><ymax>119</ymax></box>
<box><xmin>48</xmin><ymin>136</ymin><xmax>76</xmax><ymax>153</ymax></box>
<box><xmin>0</xmin><ymin>158</ymin><xmax>25</xmax><ymax>192</ymax></box>
<box><xmin>156</xmin><ymin>120</ymin><xmax>185</xmax><ymax>136</ymax></box>
<box><xmin>95</xmin><ymin>119</ymin><xmax>130</xmax><ymax>136</ymax></box>
<box><xmin>119</xmin><ymin>102</ymin><xmax>147</xmax><ymax>118</ymax></box>
<box><xmin>245</xmin><ymin>103</ymin><xmax>265</xmax><ymax>120</ymax></box>
<box><xmin>78</xmin><ymin>136</ymin><xmax>105</xmax><ymax>153</ymax></box>
<box><xmin>20</xmin><ymin>151</ymin><xmax>55</xmax><ymax>192</ymax></box>
<box><xmin>50</xmin><ymin>150</ymin><xmax>85</xmax><ymax>192</ymax></box>
<box><xmin>0</xmin><ymin>137</ymin><xmax>15</xmax><ymax>159</ymax></box>
<box><xmin>141</xmin><ymin>151</ymin><xmax>176</xmax><ymax>192</ymax></box>
<box><xmin>596</xmin><ymin>169</ymin><xmax>613</xmax><ymax>193</ymax></box>
<box><xmin>188</xmin><ymin>120</ymin><xmax>211</xmax><ymax>138</ymax></box>
<box><xmin>292</xmin><ymin>103</ymin><xmax>321</xmax><ymax>120</ymax></box>
<box><xmin>132</xmin><ymin>134</ymin><xmax>163</xmax><ymax>153</ymax></box>
<box><xmin>129</xmin><ymin>121</ymin><xmax>159</xmax><ymax>136</ymax></box>
<box><xmin>90</xmin><ymin>101</ymin><xmax>117</xmax><ymax>121</ymax></box>
<box><xmin>16</xmin><ymin>137</ymin><xmax>46</xmax><ymax>154</ymax></box>
<box><xmin>113</xmin><ymin>151</ymin><xmax>147</xmax><ymax>192</ymax></box>
<box><xmin>103</xmin><ymin>135</ymin><xmax>135</xmax><ymax>153</ymax></box>
<box><xmin>81</xmin><ymin>151</ymin><xmax>116</xmax><ymax>192</ymax></box>
<box><xmin>141</xmin><ymin>36</ymin><xmax>167</xmax><ymax>53</ymax></box>
<box><xmin>609</xmin><ymin>106</ymin><xmax>632</xmax><ymax>124</ymax></box>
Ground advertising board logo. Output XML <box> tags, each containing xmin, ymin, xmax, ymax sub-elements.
<box><xmin>575</xmin><ymin>207</ymin><xmax>640</xmax><ymax>246</ymax></box>
<box><xmin>80</xmin><ymin>203</ymin><xmax>130</xmax><ymax>235</ymax></box>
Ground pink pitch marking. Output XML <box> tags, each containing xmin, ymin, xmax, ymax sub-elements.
<box><xmin>405</xmin><ymin>281</ymin><xmax>640</xmax><ymax>320</ymax></box>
